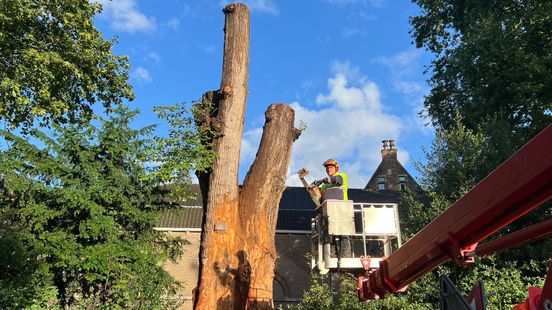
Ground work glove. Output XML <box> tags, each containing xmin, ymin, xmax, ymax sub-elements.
<box><xmin>314</xmin><ymin>177</ymin><xmax>330</xmax><ymax>186</ymax></box>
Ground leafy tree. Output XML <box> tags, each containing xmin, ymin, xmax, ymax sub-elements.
<box><xmin>0</xmin><ymin>106</ymin><xmax>185</xmax><ymax>309</ymax></box>
<box><xmin>0</xmin><ymin>0</ymin><xmax>133</xmax><ymax>131</ymax></box>
<box><xmin>410</xmin><ymin>0</ymin><xmax>552</xmax><ymax>303</ymax></box>
<box><xmin>146</xmin><ymin>100</ymin><xmax>217</xmax><ymax>204</ymax></box>
<box><xmin>289</xmin><ymin>272</ymin><xmax>439</xmax><ymax>310</ymax></box>
<box><xmin>402</xmin><ymin>121</ymin><xmax>550</xmax><ymax>308</ymax></box>
<box><xmin>288</xmin><ymin>274</ymin><xmax>334</xmax><ymax>310</ymax></box>
<box><xmin>411</xmin><ymin>0</ymin><xmax>552</xmax><ymax>168</ymax></box>
<box><xmin>416</xmin><ymin>115</ymin><xmax>487</xmax><ymax>202</ymax></box>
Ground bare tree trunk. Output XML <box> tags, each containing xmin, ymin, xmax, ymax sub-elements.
<box><xmin>194</xmin><ymin>4</ymin><xmax>300</xmax><ymax>310</ymax></box>
<box><xmin>239</xmin><ymin>105</ymin><xmax>301</xmax><ymax>309</ymax></box>
<box><xmin>194</xmin><ymin>3</ymin><xmax>250</xmax><ymax>309</ymax></box>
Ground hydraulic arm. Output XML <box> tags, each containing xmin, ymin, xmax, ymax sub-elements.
<box><xmin>358</xmin><ymin>124</ymin><xmax>552</xmax><ymax>300</ymax></box>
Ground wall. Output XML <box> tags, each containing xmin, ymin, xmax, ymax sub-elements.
<box><xmin>161</xmin><ymin>231</ymin><xmax>312</xmax><ymax>310</ymax></box>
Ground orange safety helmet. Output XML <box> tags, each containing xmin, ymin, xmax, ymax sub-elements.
<box><xmin>322</xmin><ymin>159</ymin><xmax>339</xmax><ymax>171</ymax></box>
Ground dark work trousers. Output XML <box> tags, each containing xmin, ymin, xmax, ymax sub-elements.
<box><xmin>331</xmin><ymin>236</ymin><xmax>351</xmax><ymax>258</ymax></box>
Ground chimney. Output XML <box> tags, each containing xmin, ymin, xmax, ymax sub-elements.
<box><xmin>381</xmin><ymin>139</ymin><xmax>397</xmax><ymax>159</ymax></box>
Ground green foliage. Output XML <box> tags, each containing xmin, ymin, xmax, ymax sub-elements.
<box><xmin>289</xmin><ymin>273</ymin><xmax>439</xmax><ymax>310</ymax></box>
<box><xmin>0</xmin><ymin>0</ymin><xmax>133</xmax><ymax>131</ymax></box>
<box><xmin>0</xmin><ymin>106</ymin><xmax>185</xmax><ymax>309</ymax></box>
<box><xmin>453</xmin><ymin>258</ymin><xmax>538</xmax><ymax>309</ymax></box>
<box><xmin>416</xmin><ymin>114</ymin><xmax>487</xmax><ymax>199</ymax></box>
<box><xmin>401</xmin><ymin>120</ymin><xmax>551</xmax><ymax>307</ymax></box>
<box><xmin>147</xmin><ymin>100</ymin><xmax>217</xmax><ymax>203</ymax></box>
<box><xmin>403</xmin><ymin>116</ymin><xmax>487</xmax><ymax>234</ymax></box>
<box><xmin>405</xmin><ymin>0</ymin><xmax>552</xmax><ymax>305</ymax></box>
<box><xmin>411</xmin><ymin>0</ymin><xmax>552</xmax><ymax>165</ymax></box>
<box><xmin>288</xmin><ymin>274</ymin><xmax>334</xmax><ymax>310</ymax></box>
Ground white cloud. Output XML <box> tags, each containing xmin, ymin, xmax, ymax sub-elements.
<box><xmin>316</xmin><ymin>73</ymin><xmax>380</xmax><ymax>111</ymax></box>
<box><xmin>341</xmin><ymin>27</ymin><xmax>366</xmax><ymax>39</ymax></box>
<box><xmin>240</xmin><ymin>62</ymin><xmax>407</xmax><ymax>188</ymax></box>
<box><xmin>248</xmin><ymin>0</ymin><xmax>279</xmax><ymax>15</ymax></box>
<box><xmin>96</xmin><ymin>0</ymin><xmax>156</xmax><ymax>33</ymax></box>
<box><xmin>239</xmin><ymin>128</ymin><xmax>264</xmax><ymax>170</ymax></box>
<box><xmin>374</xmin><ymin>49</ymin><xmax>422</xmax><ymax>80</ymax></box>
<box><xmin>132</xmin><ymin>66</ymin><xmax>152</xmax><ymax>83</ymax></box>
<box><xmin>148</xmin><ymin>52</ymin><xmax>161</xmax><ymax>63</ymax></box>
<box><xmin>164</xmin><ymin>17</ymin><xmax>181</xmax><ymax>31</ymax></box>
<box><xmin>219</xmin><ymin>0</ymin><xmax>279</xmax><ymax>16</ymax></box>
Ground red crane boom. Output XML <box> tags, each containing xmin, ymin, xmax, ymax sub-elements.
<box><xmin>475</xmin><ymin>217</ymin><xmax>552</xmax><ymax>257</ymax></box>
<box><xmin>358</xmin><ymin>124</ymin><xmax>552</xmax><ymax>300</ymax></box>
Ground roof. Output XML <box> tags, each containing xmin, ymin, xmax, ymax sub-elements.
<box><xmin>155</xmin><ymin>186</ymin><xmax>400</xmax><ymax>232</ymax></box>
<box><xmin>156</xmin><ymin>206</ymin><xmax>203</xmax><ymax>230</ymax></box>
<box><xmin>365</xmin><ymin>147</ymin><xmax>422</xmax><ymax>193</ymax></box>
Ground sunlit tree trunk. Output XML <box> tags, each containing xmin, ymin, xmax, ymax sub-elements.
<box><xmin>239</xmin><ymin>104</ymin><xmax>300</xmax><ymax>309</ymax></box>
<box><xmin>194</xmin><ymin>3</ymin><xmax>300</xmax><ymax>310</ymax></box>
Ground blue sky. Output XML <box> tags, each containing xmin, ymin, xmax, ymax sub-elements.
<box><xmin>94</xmin><ymin>0</ymin><xmax>435</xmax><ymax>188</ymax></box>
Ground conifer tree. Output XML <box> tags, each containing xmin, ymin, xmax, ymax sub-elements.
<box><xmin>0</xmin><ymin>106</ymin><xmax>186</xmax><ymax>309</ymax></box>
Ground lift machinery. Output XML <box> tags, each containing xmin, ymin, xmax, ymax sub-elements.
<box><xmin>301</xmin><ymin>124</ymin><xmax>552</xmax><ymax>310</ymax></box>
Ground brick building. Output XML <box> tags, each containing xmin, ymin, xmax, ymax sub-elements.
<box><xmin>365</xmin><ymin>139</ymin><xmax>421</xmax><ymax>193</ymax></box>
<box><xmin>155</xmin><ymin>140</ymin><xmax>418</xmax><ymax>309</ymax></box>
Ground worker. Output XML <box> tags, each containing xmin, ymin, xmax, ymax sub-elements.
<box><xmin>313</xmin><ymin>159</ymin><xmax>348</xmax><ymax>202</ymax></box>
<box><xmin>313</xmin><ymin>159</ymin><xmax>351</xmax><ymax>261</ymax></box>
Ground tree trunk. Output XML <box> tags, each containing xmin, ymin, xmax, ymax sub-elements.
<box><xmin>194</xmin><ymin>3</ymin><xmax>301</xmax><ymax>310</ymax></box>
<box><xmin>194</xmin><ymin>3</ymin><xmax>250</xmax><ymax>309</ymax></box>
<box><xmin>239</xmin><ymin>105</ymin><xmax>301</xmax><ymax>309</ymax></box>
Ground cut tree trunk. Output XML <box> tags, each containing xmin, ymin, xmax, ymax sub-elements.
<box><xmin>239</xmin><ymin>104</ymin><xmax>301</xmax><ymax>309</ymax></box>
<box><xmin>194</xmin><ymin>3</ymin><xmax>249</xmax><ymax>309</ymax></box>
<box><xmin>194</xmin><ymin>3</ymin><xmax>301</xmax><ymax>310</ymax></box>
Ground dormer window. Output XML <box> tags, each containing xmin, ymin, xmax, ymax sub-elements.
<box><xmin>377</xmin><ymin>176</ymin><xmax>385</xmax><ymax>190</ymax></box>
<box><xmin>399</xmin><ymin>175</ymin><xmax>407</xmax><ymax>190</ymax></box>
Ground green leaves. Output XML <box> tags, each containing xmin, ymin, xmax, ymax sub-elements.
<box><xmin>146</xmin><ymin>100</ymin><xmax>216</xmax><ymax>203</ymax></box>
<box><xmin>0</xmin><ymin>2</ymin><xmax>205</xmax><ymax>307</ymax></box>
<box><xmin>0</xmin><ymin>0</ymin><xmax>134</xmax><ymax>131</ymax></box>
<box><xmin>0</xmin><ymin>105</ymin><xmax>184</xmax><ymax>309</ymax></box>
<box><xmin>411</xmin><ymin>0</ymin><xmax>552</xmax><ymax>158</ymax></box>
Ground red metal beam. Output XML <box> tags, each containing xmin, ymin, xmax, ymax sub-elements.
<box><xmin>475</xmin><ymin>218</ymin><xmax>552</xmax><ymax>257</ymax></box>
<box><xmin>359</xmin><ymin>124</ymin><xmax>552</xmax><ymax>299</ymax></box>
<box><xmin>538</xmin><ymin>262</ymin><xmax>552</xmax><ymax>310</ymax></box>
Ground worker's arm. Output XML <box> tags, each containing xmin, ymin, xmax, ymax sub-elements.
<box><xmin>329</xmin><ymin>175</ymin><xmax>343</xmax><ymax>186</ymax></box>
<box><xmin>314</xmin><ymin>175</ymin><xmax>343</xmax><ymax>186</ymax></box>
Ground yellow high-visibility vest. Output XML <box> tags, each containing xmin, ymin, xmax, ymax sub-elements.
<box><xmin>320</xmin><ymin>172</ymin><xmax>348</xmax><ymax>200</ymax></box>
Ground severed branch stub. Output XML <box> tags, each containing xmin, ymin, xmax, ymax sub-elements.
<box><xmin>220</xmin><ymin>85</ymin><xmax>233</xmax><ymax>98</ymax></box>
<box><xmin>223</xmin><ymin>3</ymin><xmax>236</xmax><ymax>13</ymax></box>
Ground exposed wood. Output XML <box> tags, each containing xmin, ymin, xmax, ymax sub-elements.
<box><xmin>239</xmin><ymin>104</ymin><xmax>300</xmax><ymax>309</ymax></box>
<box><xmin>194</xmin><ymin>3</ymin><xmax>250</xmax><ymax>309</ymax></box>
<box><xmin>193</xmin><ymin>3</ymin><xmax>301</xmax><ymax>310</ymax></box>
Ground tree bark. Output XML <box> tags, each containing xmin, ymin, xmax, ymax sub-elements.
<box><xmin>194</xmin><ymin>3</ymin><xmax>301</xmax><ymax>310</ymax></box>
<box><xmin>194</xmin><ymin>2</ymin><xmax>249</xmax><ymax>309</ymax></box>
<box><xmin>239</xmin><ymin>104</ymin><xmax>301</xmax><ymax>309</ymax></box>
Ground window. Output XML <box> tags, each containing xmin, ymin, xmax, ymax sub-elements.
<box><xmin>399</xmin><ymin>175</ymin><xmax>407</xmax><ymax>190</ymax></box>
<box><xmin>377</xmin><ymin>176</ymin><xmax>385</xmax><ymax>190</ymax></box>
